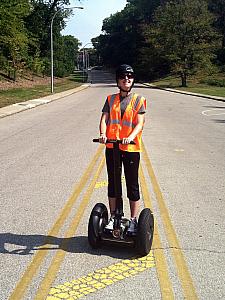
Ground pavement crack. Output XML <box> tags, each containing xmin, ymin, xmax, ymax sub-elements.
<box><xmin>153</xmin><ymin>246</ymin><xmax>225</xmax><ymax>254</ymax></box>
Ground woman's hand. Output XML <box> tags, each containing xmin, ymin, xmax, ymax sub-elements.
<box><xmin>99</xmin><ymin>134</ymin><xmax>107</xmax><ymax>144</ymax></box>
<box><xmin>122</xmin><ymin>137</ymin><xmax>133</xmax><ymax>144</ymax></box>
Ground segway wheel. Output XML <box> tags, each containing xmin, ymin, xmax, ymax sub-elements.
<box><xmin>136</xmin><ymin>208</ymin><xmax>154</xmax><ymax>256</ymax></box>
<box><xmin>88</xmin><ymin>203</ymin><xmax>108</xmax><ymax>248</ymax></box>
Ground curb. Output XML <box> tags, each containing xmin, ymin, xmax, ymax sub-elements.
<box><xmin>142</xmin><ymin>83</ymin><xmax>225</xmax><ymax>102</ymax></box>
<box><xmin>1</xmin><ymin>81</ymin><xmax>224</xmax><ymax>119</ymax></box>
<box><xmin>0</xmin><ymin>83</ymin><xmax>90</xmax><ymax>119</ymax></box>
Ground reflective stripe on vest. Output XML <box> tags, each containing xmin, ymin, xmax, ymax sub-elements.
<box><xmin>108</xmin><ymin>94</ymin><xmax>116</xmax><ymax>109</ymax></box>
<box><xmin>106</xmin><ymin>93</ymin><xmax>146</xmax><ymax>152</ymax></box>
<box><xmin>107</xmin><ymin>119</ymin><xmax>135</xmax><ymax>128</ymax></box>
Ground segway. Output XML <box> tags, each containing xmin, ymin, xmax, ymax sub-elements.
<box><xmin>88</xmin><ymin>139</ymin><xmax>154</xmax><ymax>256</ymax></box>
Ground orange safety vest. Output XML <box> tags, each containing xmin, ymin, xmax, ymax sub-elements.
<box><xmin>106</xmin><ymin>93</ymin><xmax>146</xmax><ymax>152</ymax></box>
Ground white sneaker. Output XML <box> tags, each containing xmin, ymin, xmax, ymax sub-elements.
<box><xmin>127</xmin><ymin>218</ymin><xmax>138</xmax><ymax>234</ymax></box>
<box><xmin>105</xmin><ymin>217</ymin><xmax>114</xmax><ymax>230</ymax></box>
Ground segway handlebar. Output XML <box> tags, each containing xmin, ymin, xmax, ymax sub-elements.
<box><xmin>93</xmin><ymin>138</ymin><xmax>135</xmax><ymax>145</ymax></box>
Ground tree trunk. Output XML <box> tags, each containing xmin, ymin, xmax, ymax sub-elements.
<box><xmin>181</xmin><ymin>72</ymin><xmax>187</xmax><ymax>87</ymax></box>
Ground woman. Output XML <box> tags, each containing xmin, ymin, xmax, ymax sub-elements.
<box><xmin>99</xmin><ymin>64</ymin><xmax>146</xmax><ymax>234</ymax></box>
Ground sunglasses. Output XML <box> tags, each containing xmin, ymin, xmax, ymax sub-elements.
<box><xmin>118</xmin><ymin>73</ymin><xmax>134</xmax><ymax>80</ymax></box>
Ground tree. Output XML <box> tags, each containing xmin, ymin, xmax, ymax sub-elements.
<box><xmin>25</xmin><ymin>0</ymin><xmax>73</xmax><ymax>67</ymax></box>
<box><xmin>26</xmin><ymin>0</ymin><xmax>82</xmax><ymax>76</ymax></box>
<box><xmin>208</xmin><ymin>0</ymin><xmax>225</xmax><ymax>65</ymax></box>
<box><xmin>127</xmin><ymin>0</ymin><xmax>168</xmax><ymax>23</ymax></box>
<box><xmin>93</xmin><ymin>4</ymin><xmax>143</xmax><ymax>68</ymax></box>
<box><xmin>0</xmin><ymin>0</ymin><xmax>31</xmax><ymax>79</ymax></box>
<box><xmin>93</xmin><ymin>0</ymin><xmax>172</xmax><ymax>79</ymax></box>
<box><xmin>54</xmin><ymin>35</ymin><xmax>80</xmax><ymax>77</ymax></box>
<box><xmin>0</xmin><ymin>0</ymin><xmax>82</xmax><ymax>79</ymax></box>
<box><xmin>147</xmin><ymin>0</ymin><xmax>217</xmax><ymax>86</ymax></box>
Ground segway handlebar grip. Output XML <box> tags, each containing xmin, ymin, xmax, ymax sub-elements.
<box><xmin>93</xmin><ymin>138</ymin><xmax>135</xmax><ymax>145</ymax></box>
<box><xmin>126</xmin><ymin>140</ymin><xmax>136</xmax><ymax>145</ymax></box>
<box><xmin>93</xmin><ymin>138</ymin><xmax>100</xmax><ymax>143</ymax></box>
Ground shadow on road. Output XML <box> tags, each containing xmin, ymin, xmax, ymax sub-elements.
<box><xmin>203</xmin><ymin>105</ymin><xmax>225</xmax><ymax>109</ymax></box>
<box><xmin>213</xmin><ymin>119</ymin><xmax>225</xmax><ymax>123</ymax></box>
<box><xmin>0</xmin><ymin>233</ymin><xmax>135</xmax><ymax>259</ymax></box>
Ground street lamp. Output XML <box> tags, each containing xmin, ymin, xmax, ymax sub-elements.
<box><xmin>81</xmin><ymin>42</ymin><xmax>93</xmax><ymax>82</ymax></box>
<box><xmin>50</xmin><ymin>6</ymin><xmax>83</xmax><ymax>93</ymax></box>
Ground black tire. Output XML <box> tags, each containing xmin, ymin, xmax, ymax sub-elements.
<box><xmin>88</xmin><ymin>203</ymin><xmax>108</xmax><ymax>248</ymax></box>
<box><xmin>136</xmin><ymin>208</ymin><xmax>154</xmax><ymax>256</ymax></box>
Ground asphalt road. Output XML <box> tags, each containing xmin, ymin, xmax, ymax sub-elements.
<box><xmin>0</xmin><ymin>70</ymin><xmax>224</xmax><ymax>300</ymax></box>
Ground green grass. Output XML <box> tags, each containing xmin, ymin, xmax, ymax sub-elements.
<box><xmin>151</xmin><ymin>74</ymin><xmax>225</xmax><ymax>98</ymax></box>
<box><xmin>0</xmin><ymin>72</ymin><xmax>87</xmax><ymax>108</ymax></box>
<box><xmin>175</xmin><ymin>85</ymin><xmax>225</xmax><ymax>98</ymax></box>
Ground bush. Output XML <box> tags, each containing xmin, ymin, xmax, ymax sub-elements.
<box><xmin>55</xmin><ymin>61</ymin><xmax>68</xmax><ymax>78</ymax></box>
<box><xmin>200</xmin><ymin>78</ymin><xmax>225</xmax><ymax>87</ymax></box>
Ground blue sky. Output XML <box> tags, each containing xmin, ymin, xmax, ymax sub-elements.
<box><xmin>61</xmin><ymin>0</ymin><xmax>127</xmax><ymax>47</ymax></box>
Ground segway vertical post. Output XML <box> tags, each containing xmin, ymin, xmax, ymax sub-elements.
<box><xmin>112</xmin><ymin>140</ymin><xmax>123</xmax><ymax>231</ymax></box>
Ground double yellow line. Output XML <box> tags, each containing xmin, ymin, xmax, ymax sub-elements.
<box><xmin>10</xmin><ymin>142</ymin><xmax>198</xmax><ymax>299</ymax></box>
<box><xmin>141</xmin><ymin>143</ymin><xmax>198</xmax><ymax>299</ymax></box>
<box><xmin>139</xmin><ymin>164</ymin><xmax>174</xmax><ymax>299</ymax></box>
<box><xmin>10</xmin><ymin>145</ymin><xmax>105</xmax><ymax>300</ymax></box>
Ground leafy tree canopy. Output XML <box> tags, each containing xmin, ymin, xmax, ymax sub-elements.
<box><xmin>144</xmin><ymin>0</ymin><xmax>218</xmax><ymax>85</ymax></box>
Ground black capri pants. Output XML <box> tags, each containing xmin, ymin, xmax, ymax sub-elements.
<box><xmin>105</xmin><ymin>148</ymin><xmax>140</xmax><ymax>201</ymax></box>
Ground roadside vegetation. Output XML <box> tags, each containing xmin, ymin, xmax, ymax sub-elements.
<box><xmin>0</xmin><ymin>72</ymin><xmax>86</xmax><ymax>108</ymax></box>
<box><xmin>0</xmin><ymin>0</ymin><xmax>225</xmax><ymax>107</ymax></box>
<box><xmin>151</xmin><ymin>73</ymin><xmax>225</xmax><ymax>98</ymax></box>
<box><xmin>94</xmin><ymin>0</ymin><xmax>225</xmax><ymax>91</ymax></box>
